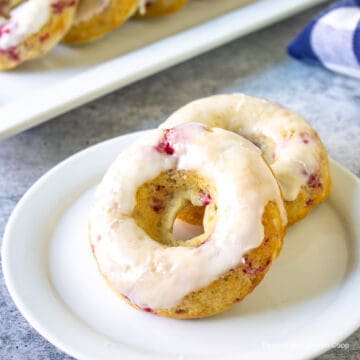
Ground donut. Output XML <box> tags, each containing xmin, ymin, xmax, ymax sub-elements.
<box><xmin>161</xmin><ymin>94</ymin><xmax>331</xmax><ymax>226</ymax></box>
<box><xmin>0</xmin><ymin>0</ymin><xmax>77</xmax><ymax>70</ymax></box>
<box><xmin>62</xmin><ymin>0</ymin><xmax>139</xmax><ymax>44</ymax></box>
<box><xmin>89</xmin><ymin>123</ymin><xmax>287</xmax><ymax>319</ymax></box>
<box><xmin>135</xmin><ymin>0</ymin><xmax>188</xmax><ymax>18</ymax></box>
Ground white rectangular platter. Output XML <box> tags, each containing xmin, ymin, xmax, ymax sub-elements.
<box><xmin>0</xmin><ymin>0</ymin><xmax>326</xmax><ymax>140</ymax></box>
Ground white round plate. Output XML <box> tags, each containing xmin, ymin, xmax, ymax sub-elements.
<box><xmin>2</xmin><ymin>131</ymin><xmax>360</xmax><ymax>360</ymax></box>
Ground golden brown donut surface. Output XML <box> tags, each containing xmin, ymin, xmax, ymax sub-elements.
<box><xmin>63</xmin><ymin>0</ymin><xmax>139</xmax><ymax>44</ymax></box>
<box><xmin>135</xmin><ymin>0</ymin><xmax>188</xmax><ymax>18</ymax></box>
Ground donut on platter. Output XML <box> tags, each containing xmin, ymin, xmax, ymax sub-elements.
<box><xmin>0</xmin><ymin>0</ymin><xmax>77</xmax><ymax>69</ymax></box>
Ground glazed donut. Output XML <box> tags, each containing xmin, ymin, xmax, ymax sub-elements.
<box><xmin>0</xmin><ymin>0</ymin><xmax>77</xmax><ymax>69</ymax></box>
<box><xmin>89</xmin><ymin>123</ymin><xmax>286</xmax><ymax>319</ymax></box>
<box><xmin>135</xmin><ymin>0</ymin><xmax>188</xmax><ymax>18</ymax></box>
<box><xmin>63</xmin><ymin>0</ymin><xmax>139</xmax><ymax>44</ymax></box>
<box><xmin>161</xmin><ymin>94</ymin><xmax>331</xmax><ymax>226</ymax></box>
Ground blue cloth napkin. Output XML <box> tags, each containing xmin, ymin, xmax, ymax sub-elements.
<box><xmin>288</xmin><ymin>0</ymin><xmax>360</xmax><ymax>78</ymax></box>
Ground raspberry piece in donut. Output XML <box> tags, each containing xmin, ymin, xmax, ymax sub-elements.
<box><xmin>89</xmin><ymin>123</ymin><xmax>287</xmax><ymax>319</ymax></box>
<box><xmin>161</xmin><ymin>94</ymin><xmax>331</xmax><ymax>226</ymax></box>
<box><xmin>52</xmin><ymin>0</ymin><xmax>77</xmax><ymax>14</ymax></box>
<box><xmin>154</xmin><ymin>129</ymin><xmax>175</xmax><ymax>155</ymax></box>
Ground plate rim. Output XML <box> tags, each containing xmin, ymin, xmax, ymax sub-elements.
<box><xmin>2</xmin><ymin>131</ymin><xmax>360</xmax><ymax>360</ymax></box>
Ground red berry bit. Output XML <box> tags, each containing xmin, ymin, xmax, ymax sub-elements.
<box><xmin>151</xmin><ymin>197</ymin><xmax>163</xmax><ymax>212</ymax></box>
<box><xmin>306</xmin><ymin>199</ymin><xmax>314</xmax><ymax>206</ymax></box>
<box><xmin>0</xmin><ymin>47</ymin><xmax>20</xmax><ymax>62</ymax></box>
<box><xmin>299</xmin><ymin>131</ymin><xmax>312</xmax><ymax>144</ymax></box>
<box><xmin>242</xmin><ymin>256</ymin><xmax>271</xmax><ymax>276</ymax></box>
<box><xmin>175</xmin><ymin>309</ymin><xmax>185</xmax><ymax>314</ymax></box>
<box><xmin>307</xmin><ymin>173</ymin><xmax>322</xmax><ymax>189</ymax></box>
<box><xmin>39</xmin><ymin>33</ymin><xmax>50</xmax><ymax>42</ymax></box>
<box><xmin>155</xmin><ymin>129</ymin><xmax>175</xmax><ymax>155</ymax></box>
<box><xmin>143</xmin><ymin>307</ymin><xmax>153</xmax><ymax>313</ymax></box>
<box><xmin>90</xmin><ymin>243</ymin><xmax>95</xmax><ymax>254</ymax></box>
<box><xmin>52</xmin><ymin>0</ymin><xmax>76</xmax><ymax>14</ymax></box>
<box><xmin>0</xmin><ymin>24</ymin><xmax>11</xmax><ymax>38</ymax></box>
<box><xmin>199</xmin><ymin>190</ymin><xmax>211</xmax><ymax>205</ymax></box>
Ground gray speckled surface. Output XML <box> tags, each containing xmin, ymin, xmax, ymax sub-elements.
<box><xmin>1</xmin><ymin>4</ymin><xmax>360</xmax><ymax>360</ymax></box>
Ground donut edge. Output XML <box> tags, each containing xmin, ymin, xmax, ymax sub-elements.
<box><xmin>89</xmin><ymin>200</ymin><xmax>286</xmax><ymax>319</ymax></box>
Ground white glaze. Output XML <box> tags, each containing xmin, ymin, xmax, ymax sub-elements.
<box><xmin>161</xmin><ymin>94</ymin><xmax>323</xmax><ymax>202</ymax></box>
<box><xmin>0</xmin><ymin>0</ymin><xmax>52</xmax><ymax>49</ymax></box>
<box><xmin>90</xmin><ymin>123</ymin><xmax>286</xmax><ymax>309</ymax></box>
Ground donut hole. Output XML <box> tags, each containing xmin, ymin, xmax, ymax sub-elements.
<box><xmin>172</xmin><ymin>202</ymin><xmax>205</xmax><ymax>241</ymax></box>
<box><xmin>132</xmin><ymin>170</ymin><xmax>216</xmax><ymax>248</ymax></box>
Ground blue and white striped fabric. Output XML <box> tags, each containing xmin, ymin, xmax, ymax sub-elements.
<box><xmin>288</xmin><ymin>0</ymin><xmax>360</xmax><ymax>78</ymax></box>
